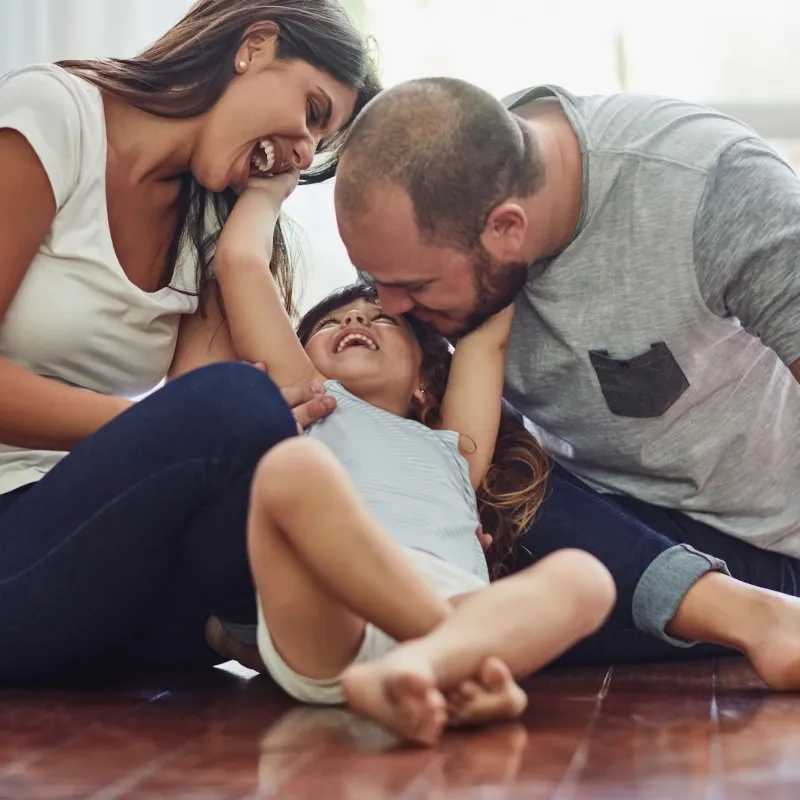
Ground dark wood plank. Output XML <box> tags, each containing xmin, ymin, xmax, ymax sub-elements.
<box><xmin>715</xmin><ymin>658</ymin><xmax>800</xmax><ymax>800</ymax></box>
<box><xmin>568</xmin><ymin>660</ymin><xmax>720</xmax><ymax>799</ymax></box>
<box><xmin>3</xmin><ymin>658</ymin><xmax>800</xmax><ymax>799</ymax></box>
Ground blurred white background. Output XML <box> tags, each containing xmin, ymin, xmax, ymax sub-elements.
<box><xmin>2</xmin><ymin>0</ymin><xmax>799</xmax><ymax>311</ymax></box>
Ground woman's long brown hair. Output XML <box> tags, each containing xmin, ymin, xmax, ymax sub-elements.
<box><xmin>297</xmin><ymin>283</ymin><xmax>550</xmax><ymax>579</ymax></box>
<box><xmin>57</xmin><ymin>0</ymin><xmax>381</xmax><ymax>315</ymax></box>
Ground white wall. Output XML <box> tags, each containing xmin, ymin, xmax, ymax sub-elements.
<box><xmin>0</xmin><ymin>0</ymin><xmax>190</xmax><ymax>74</ymax></box>
<box><xmin>284</xmin><ymin>182</ymin><xmax>358</xmax><ymax>314</ymax></box>
<box><xmin>4</xmin><ymin>0</ymin><xmax>800</xmax><ymax>312</ymax></box>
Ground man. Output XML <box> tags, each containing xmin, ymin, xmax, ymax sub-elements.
<box><xmin>332</xmin><ymin>77</ymin><xmax>800</xmax><ymax>675</ymax></box>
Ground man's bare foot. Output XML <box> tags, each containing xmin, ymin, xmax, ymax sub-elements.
<box><xmin>445</xmin><ymin>658</ymin><xmax>528</xmax><ymax>727</ymax></box>
<box><xmin>341</xmin><ymin>658</ymin><xmax>447</xmax><ymax>746</ymax></box>
<box><xmin>740</xmin><ymin>594</ymin><xmax>800</xmax><ymax>691</ymax></box>
<box><xmin>205</xmin><ymin>617</ymin><xmax>266</xmax><ymax>673</ymax></box>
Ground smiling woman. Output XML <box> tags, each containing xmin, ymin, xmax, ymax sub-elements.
<box><xmin>58</xmin><ymin>0</ymin><xmax>380</xmax><ymax>312</ymax></box>
<box><xmin>0</xmin><ymin>0</ymin><xmax>381</xmax><ymax>685</ymax></box>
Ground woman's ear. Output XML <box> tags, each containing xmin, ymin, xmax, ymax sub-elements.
<box><xmin>235</xmin><ymin>22</ymin><xmax>280</xmax><ymax>71</ymax></box>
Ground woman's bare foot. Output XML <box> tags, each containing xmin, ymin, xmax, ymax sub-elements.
<box><xmin>445</xmin><ymin>658</ymin><xmax>528</xmax><ymax>726</ymax></box>
<box><xmin>204</xmin><ymin>616</ymin><xmax>266</xmax><ymax>673</ymax></box>
<box><xmin>341</xmin><ymin>658</ymin><xmax>448</xmax><ymax>746</ymax></box>
<box><xmin>739</xmin><ymin>594</ymin><xmax>800</xmax><ymax>691</ymax></box>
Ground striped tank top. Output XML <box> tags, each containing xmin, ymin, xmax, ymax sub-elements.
<box><xmin>307</xmin><ymin>381</ymin><xmax>489</xmax><ymax>583</ymax></box>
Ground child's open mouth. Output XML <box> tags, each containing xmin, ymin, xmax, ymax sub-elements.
<box><xmin>334</xmin><ymin>332</ymin><xmax>379</xmax><ymax>353</ymax></box>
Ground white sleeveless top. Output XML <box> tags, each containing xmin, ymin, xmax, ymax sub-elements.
<box><xmin>0</xmin><ymin>64</ymin><xmax>200</xmax><ymax>493</ymax></box>
<box><xmin>307</xmin><ymin>381</ymin><xmax>490</xmax><ymax>583</ymax></box>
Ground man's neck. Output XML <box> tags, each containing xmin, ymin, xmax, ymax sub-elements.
<box><xmin>514</xmin><ymin>101</ymin><xmax>584</xmax><ymax>261</ymax></box>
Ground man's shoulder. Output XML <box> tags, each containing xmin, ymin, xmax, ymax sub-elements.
<box><xmin>504</xmin><ymin>85</ymin><xmax>758</xmax><ymax>171</ymax></box>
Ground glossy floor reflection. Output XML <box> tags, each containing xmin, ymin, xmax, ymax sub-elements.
<box><xmin>1</xmin><ymin>657</ymin><xmax>799</xmax><ymax>799</ymax></box>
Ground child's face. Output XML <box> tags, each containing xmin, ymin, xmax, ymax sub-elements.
<box><xmin>304</xmin><ymin>299</ymin><xmax>424</xmax><ymax>405</ymax></box>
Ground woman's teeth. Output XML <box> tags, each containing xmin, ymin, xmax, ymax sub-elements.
<box><xmin>250</xmin><ymin>139</ymin><xmax>276</xmax><ymax>175</ymax></box>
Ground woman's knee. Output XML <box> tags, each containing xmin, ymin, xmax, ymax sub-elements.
<box><xmin>167</xmin><ymin>363</ymin><xmax>298</xmax><ymax>454</ymax></box>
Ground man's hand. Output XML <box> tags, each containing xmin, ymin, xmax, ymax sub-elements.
<box><xmin>281</xmin><ymin>380</ymin><xmax>337</xmax><ymax>432</ymax></box>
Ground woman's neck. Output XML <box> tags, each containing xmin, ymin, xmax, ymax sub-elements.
<box><xmin>103</xmin><ymin>95</ymin><xmax>203</xmax><ymax>184</ymax></box>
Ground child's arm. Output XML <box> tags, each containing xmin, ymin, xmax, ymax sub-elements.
<box><xmin>440</xmin><ymin>305</ymin><xmax>514</xmax><ymax>490</ymax></box>
<box><xmin>213</xmin><ymin>175</ymin><xmax>326</xmax><ymax>387</ymax></box>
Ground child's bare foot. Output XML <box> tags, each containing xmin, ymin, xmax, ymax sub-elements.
<box><xmin>740</xmin><ymin>594</ymin><xmax>800</xmax><ymax>691</ymax></box>
<box><xmin>342</xmin><ymin>658</ymin><xmax>447</xmax><ymax>746</ymax></box>
<box><xmin>205</xmin><ymin>617</ymin><xmax>265</xmax><ymax>673</ymax></box>
<box><xmin>445</xmin><ymin>657</ymin><xmax>528</xmax><ymax>727</ymax></box>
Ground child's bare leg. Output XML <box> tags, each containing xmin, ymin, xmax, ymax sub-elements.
<box><xmin>667</xmin><ymin>572</ymin><xmax>800</xmax><ymax>691</ymax></box>
<box><xmin>249</xmin><ymin>437</ymin><xmax>451</xmax><ymax>741</ymax></box>
<box><xmin>342</xmin><ymin>549</ymin><xmax>616</xmax><ymax>736</ymax></box>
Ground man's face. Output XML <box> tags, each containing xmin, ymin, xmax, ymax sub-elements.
<box><xmin>335</xmin><ymin>183</ymin><xmax>528</xmax><ymax>336</ymax></box>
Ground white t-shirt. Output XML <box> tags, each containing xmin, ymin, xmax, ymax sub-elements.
<box><xmin>0</xmin><ymin>64</ymin><xmax>201</xmax><ymax>494</ymax></box>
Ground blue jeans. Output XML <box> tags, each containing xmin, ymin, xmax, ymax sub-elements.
<box><xmin>511</xmin><ymin>462</ymin><xmax>800</xmax><ymax>666</ymax></box>
<box><xmin>3</xmin><ymin>371</ymin><xmax>795</xmax><ymax>685</ymax></box>
<box><xmin>0</xmin><ymin>363</ymin><xmax>297</xmax><ymax>685</ymax></box>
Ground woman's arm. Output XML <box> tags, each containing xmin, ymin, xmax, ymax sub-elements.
<box><xmin>169</xmin><ymin>281</ymin><xmax>336</xmax><ymax>431</ymax></box>
<box><xmin>213</xmin><ymin>174</ymin><xmax>325</xmax><ymax>388</ymax></box>
<box><xmin>440</xmin><ymin>305</ymin><xmax>515</xmax><ymax>489</ymax></box>
<box><xmin>0</xmin><ymin>131</ymin><xmax>131</xmax><ymax>450</ymax></box>
<box><xmin>168</xmin><ymin>282</ymin><xmax>238</xmax><ymax>380</ymax></box>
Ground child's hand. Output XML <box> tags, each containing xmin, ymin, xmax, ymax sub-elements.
<box><xmin>244</xmin><ymin>169</ymin><xmax>300</xmax><ymax>206</ymax></box>
<box><xmin>456</xmin><ymin>304</ymin><xmax>515</xmax><ymax>349</ymax></box>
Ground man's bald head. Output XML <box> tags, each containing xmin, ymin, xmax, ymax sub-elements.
<box><xmin>336</xmin><ymin>77</ymin><xmax>545</xmax><ymax>251</ymax></box>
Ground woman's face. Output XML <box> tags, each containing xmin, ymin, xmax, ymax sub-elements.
<box><xmin>194</xmin><ymin>31</ymin><xmax>357</xmax><ymax>192</ymax></box>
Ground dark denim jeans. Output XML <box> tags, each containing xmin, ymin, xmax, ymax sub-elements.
<box><xmin>511</xmin><ymin>462</ymin><xmax>800</xmax><ymax>666</ymax></box>
<box><xmin>0</xmin><ymin>363</ymin><xmax>297</xmax><ymax>685</ymax></box>
<box><xmin>2</xmin><ymin>371</ymin><xmax>796</xmax><ymax>685</ymax></box>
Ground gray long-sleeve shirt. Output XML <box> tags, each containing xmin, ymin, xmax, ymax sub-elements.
<box><xmin>503</xmin><ymin>86</ymin><xmax>800</xmax><ymax>551</ymax></box>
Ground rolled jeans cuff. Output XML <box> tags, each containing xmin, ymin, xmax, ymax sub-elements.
<box><xmin>632</xmin><ymin>544</ymin><xmax>731</xmax><ymax>648</ymax></box>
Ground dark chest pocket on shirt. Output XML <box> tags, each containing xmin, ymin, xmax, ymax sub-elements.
<box><xmin>588</xmin><ymin>342</ymin><xmax>689</xmax><ymax>419</ymax></box>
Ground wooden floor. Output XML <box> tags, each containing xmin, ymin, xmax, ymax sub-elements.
<box><xmin>1</xmin><ymin>657</ymin><xmax>799</xmax><ymax>799</ymax></box>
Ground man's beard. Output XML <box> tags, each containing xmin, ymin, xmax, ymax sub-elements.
<box><xmin>455</xmin><ymin>247</ymin><xmax>529</xmax><ymax>336</ymax></box>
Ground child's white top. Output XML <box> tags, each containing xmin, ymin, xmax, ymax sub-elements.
<box><xmin>0</xmin><ymin>64</ymin><xmax>199</xmax><ymax>494</ymax></box>
<box><xmin>307</xmin><ymin>381</ymin><xmax>490</xmax><ymax>583</ymax></box>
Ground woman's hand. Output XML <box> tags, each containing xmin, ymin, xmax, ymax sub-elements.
<box><xmin>281</xmin><ymin>379</ymin><xmax>337</xmax><ymax>432</ymax></box>
<box><xmin>243</xmin><ymin>363</ymin><xmax>335</xmax><ymax>432</ymax></box>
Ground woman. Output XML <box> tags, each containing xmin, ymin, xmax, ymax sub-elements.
<box><xmin>0</xmin><ymin>0</ymin><xmax>380</xmax><ymax>685</ymax></box>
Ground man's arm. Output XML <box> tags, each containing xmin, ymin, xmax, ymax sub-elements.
<box><xmin>693</xmin><ymin>138</ymin><xmax>800</xmax><ymax>373</ymax></box>
<box><xmin>792</xmin><ymin>359</ymin><xmax>800</xmax><ymax>383</ymax></box>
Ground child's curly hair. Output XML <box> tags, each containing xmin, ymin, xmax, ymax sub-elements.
<box><xmin>296</xmin><ymin>282</ymin><xmax>549</xmax><ymax>578</ymax></box>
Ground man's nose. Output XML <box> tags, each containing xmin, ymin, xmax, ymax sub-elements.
<box><xmin>376</xmin><ymin>287</ymin><xmax>414</xmax><ymax>316</ymax></box>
